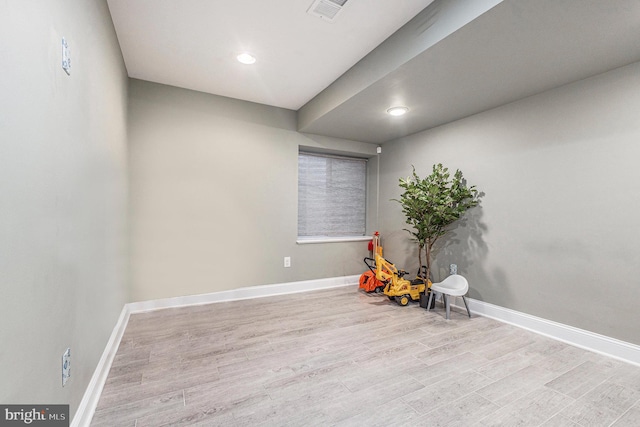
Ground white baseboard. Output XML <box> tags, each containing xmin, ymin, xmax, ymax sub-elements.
<box><xmin>71</xmin><ymin>275</ymin><xmax>358</xmax><ymax>426</ymax></box>
<box><xmin>451</xmin><ymin>297</ymin><xmax>640</xmax><ymax>367</ymax></box>
<box><xmin>71</xmin><ymin>306</ymin><xmax>131</xmax><ymax>427</ymax></box>
<box><xmin>127</xmin><ymin>275</ymin><xmax>360</xmax><ymax>313</ymax></box>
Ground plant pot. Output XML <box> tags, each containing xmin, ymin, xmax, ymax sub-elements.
<box><xmin>419</xmin><ymin>291</ymin><xmax>436</xmax><ymax>309</ymax></box>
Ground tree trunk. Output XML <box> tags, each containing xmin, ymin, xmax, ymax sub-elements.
<box><xmin>418</xmin><ymin>244</ymin><xmax>424</xmax><ymax>278</ymax></box>
<box><xmin>425</xmin><ymin>239</ymin><xmax>432</xmax><ymax>284</ymax></box>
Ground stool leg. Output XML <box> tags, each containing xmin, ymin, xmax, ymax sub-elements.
<box><xmin>462</xmin><ymin>296</ymin><xmax>471</xmax><ymax>318</ymax></box>
<box><xmin>444</xmin><ymin>294</ymin><xmax>450</xmax><ymax>320</ymax></box>
<box><xmin>426</xmin><ymin>291</ymin><xmax>434</xmax><ymax>312</ymax></box>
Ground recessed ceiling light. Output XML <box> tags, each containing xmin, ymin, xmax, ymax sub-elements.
<box><xmin>236</xmin><ymin>53</ymin><xmax>256</xmax><ymax>65</ymax></box>
<box><xmin>387</xmin><ymin>106</ymin><xmax>409</xmax><ymax>116</ymax></box>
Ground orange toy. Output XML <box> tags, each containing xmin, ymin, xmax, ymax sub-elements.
<box><xmin>359</xmin><ymin>267</ymin><xmax>384</xmax><ymax>293</ymax></box>
<box><xmin>359</xmin><ymin>232</ymin><xmax>385</xmax><ymax>293</ymax></box>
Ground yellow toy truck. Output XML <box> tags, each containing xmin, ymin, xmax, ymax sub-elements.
<box><xmin>374</xmin><ymin>253</ymin><xmax>430</xmax><ymax>306</ymax></box>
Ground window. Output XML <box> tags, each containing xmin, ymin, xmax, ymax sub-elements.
<box><xmin>298</xmin><ymin>151</ymin><xmax>367</xmax><ymax>240</ymax></box>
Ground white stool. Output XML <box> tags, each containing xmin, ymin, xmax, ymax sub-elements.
<box><xmin>427</xmin><ymin>274</ymin><xmax>471</xmax><ymax>320</ymax></box>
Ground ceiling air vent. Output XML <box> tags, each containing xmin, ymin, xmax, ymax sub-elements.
<box><xmin>307</xmin><ymin>0</ymin><xmax>349</xmax><ymax>22</ymax></box>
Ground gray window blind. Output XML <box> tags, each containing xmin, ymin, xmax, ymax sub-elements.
<box><xmin>298</xmin><ymin>152</ymin><xmax>367</xmax><ymax>237</ymax></box>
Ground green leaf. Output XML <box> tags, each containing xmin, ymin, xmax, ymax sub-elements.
<box><xmin>393</xmin><ymin>163</ymin><xmax>481</xmax><ymax>271</ymax></box>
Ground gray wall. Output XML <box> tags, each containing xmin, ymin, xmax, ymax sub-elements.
<box><xmin>379</xmin><ymin>61</ymin><xmax>640</xmax><ymax>345</ymax></box>
<box><xmin>128</xmin><ymin>80</ymin><xmax>377</xmax><ymax>301</ymax></box>
<box><xmin>0</xmin><ymin>0</ymin><xmax>128</xmax><ymax>416</ymax></box>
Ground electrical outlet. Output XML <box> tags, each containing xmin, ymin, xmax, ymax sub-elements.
<box><xmin>62</xmin><ymin>348</ymin><xmax>71</xmax><ymax>387</ymax></box>
<box><xmin>61</xmin><ymin>38</ymin><xmax>71</xmax><ymax>75</ymax></box>
<box><xmin>284</xmin><ymin>257</ymin><xmax>291</xmax><ymax>268</ymax></box>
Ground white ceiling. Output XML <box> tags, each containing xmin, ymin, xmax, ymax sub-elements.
<box><xmin>299</xmin><ymin>0</ymin><xmax>640</xmax><ymax>143</ymax></box>
<box><xmin>106</xmin><ymin>0</ymin><xmax>435</xmax><ymax>110</ymax></box>
<box><xmin>108</xmin><ymin>0</ymin><xmax>640</xmax><ymax>144</ymax></box>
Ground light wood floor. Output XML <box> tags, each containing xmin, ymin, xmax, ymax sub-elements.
<box><xmin>91</xmin><ymin>286</ymin><xmax>640</xmax><ymax>426</ymax></box>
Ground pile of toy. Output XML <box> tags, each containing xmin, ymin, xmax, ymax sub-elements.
<box><xmin>358</xmin><ymin>232</ymin><xmax>434</xmax><ymax>307</ymax></box>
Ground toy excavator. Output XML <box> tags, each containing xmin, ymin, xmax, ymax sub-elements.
<box><xmin>358</xmin><ymin>232</ymin><xmax>431</xmax><ymax>305</ymax></box>
<box><xmin>364</xmin><ymin>253</ymin><xmax>430</xmax><ymax>306</ymax></box>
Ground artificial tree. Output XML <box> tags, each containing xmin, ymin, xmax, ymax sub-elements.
<box><xmin>395</xmin><ymin>163</ymin><xmax>479</xmax><ymax>282</ymax></box>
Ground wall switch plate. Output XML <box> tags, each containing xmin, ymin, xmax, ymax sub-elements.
<box><xmin>62</xmin><ymin>348</ymin><xmax>71</xmax><ymax>386</ymax></box>
<box><xmin>284</xmin><ymin>257</ymin><xmax>291</xmax><ymax>268</ymax></box>
<box><xmin>62</xmin><ymin>38</ymin><xmax>71</xmax><ymax>75</ymax></box>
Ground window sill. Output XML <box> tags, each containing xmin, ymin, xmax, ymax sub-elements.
<box><xmin>296</xmin><ymin>236</ymin><xmax>371</xmax><ymax>245</ymax></box>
